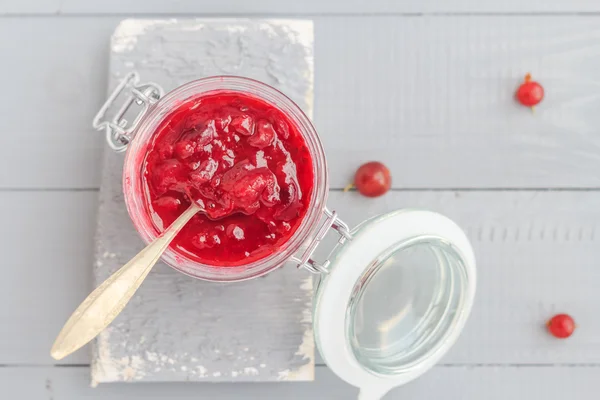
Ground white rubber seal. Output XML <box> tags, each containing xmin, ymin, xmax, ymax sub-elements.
<box><xmin>314</xmin><ymin>210</ymin><xmax>476</xmax><ymax>400</ymax></box>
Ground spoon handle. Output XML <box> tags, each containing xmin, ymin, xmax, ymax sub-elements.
<box><xmin>51</xmin><ymin>204</ymin><xmax>200</xmax><ymax>360</ymax></box>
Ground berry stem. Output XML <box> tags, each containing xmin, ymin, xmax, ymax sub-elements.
<box><xmin>343</xmin><ymin>183</ymin><xmax>355</xmax><ymax>192</ymax></box>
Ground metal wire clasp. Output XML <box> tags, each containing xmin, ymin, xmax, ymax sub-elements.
<box><xmin>293</xmin><ymin>208</ymin><xmax>352</xmax><ymax>274</ymax></box>
<box><xmin>92</xmin><ymin>72</ymin><xmax>164</xmax><ymax>152</ymax></box>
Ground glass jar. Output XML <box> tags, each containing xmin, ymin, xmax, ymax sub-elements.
<box><xmin>93</xmin><ymin>72</ymin><xmax>476</xmax><ymax>399</ymax></box>
<box><xmin>120</xmin><ymin>75</ymin><xmax>329</xmax><ymax>282</ymax></box>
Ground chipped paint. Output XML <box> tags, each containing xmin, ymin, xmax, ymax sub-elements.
<box><xmin>278</xmin><ymin>276</ymin><xmax>315</xmax><ymax>381</ymax></box>
<box><xmin>112</xmin><ymin>19</ymin><xmax>177</xmax><ymax>53</ymax></box>
<box><xmin>244</xmin><ymin>367</ymin><xmax>260</xmax><ymax>376</ymax></box>
<box><xmin>271</xmin><ymin>20</ymin><xmax>313</xmax><ymax>50</ymax></box>
<box><xmin>92</xmin><ymin>330</ymin><xmax>147</xmax><ymax>385</ymax></box>
<box><xmin>196</xmin><ymin>366</ymin><xmax>208</xmax><ymax>377</ymax></box>
<box><xmin>271</xmin><ymin>20</ymin><xmax>314</xmax><ymax>119</ymax></box>
<box><xmin>145</xmin><ymin>351</ymin><xmax>158</xmax><ymax>362</ymax></box>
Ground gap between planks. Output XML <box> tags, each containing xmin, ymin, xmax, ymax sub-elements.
<box><xmin>6</xmin><ymin>12</ymin><xmax>600</xmax><ymax>18</ymax></box>
<box><xmin>2</xmin><ymin>363</ymin><xmax>600</xmax><ymax>368</ymax></box>
<box><xmin>4</xmin><ymin>188</ymin><xmax>600</xmax><ymax>192</ymax></box>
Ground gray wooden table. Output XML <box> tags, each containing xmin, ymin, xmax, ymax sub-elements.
<box><xmin>3</xmin><ymin>1</ymin><xmax>600</xmax><ymax>399</ymax></box>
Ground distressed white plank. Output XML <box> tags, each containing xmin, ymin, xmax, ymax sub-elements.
<box><xmin>6</xmin><ymin>190</ymin><xmax>600</xmax><ymax>366</ymax></box>
<box><xmin>4</xmin><ymin>17</ymin><xmax>600</xmax><ymax>189</ymax></box>
<box><xmin>0</xmin><ymin>191</ymin><xmax>97</xmax><ymax>365</ymax></box>
<box><xmin>89</xmin><ymin>20</ymin><xmax>315</xmax><ymax>383</ymax></box>
<box><xmin>3</xmin><ymin>365</ymin><xmax>599</xmax><ymax>399</ymax></box>
<box><xmin>3</xmin><ymin>0</ymin><xmax>600</xmax><ymax>14</ymax></box>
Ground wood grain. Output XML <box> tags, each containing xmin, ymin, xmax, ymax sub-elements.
<box><xmin>315</xmin><ymin>17</ymin><xmax>600</xmax><ymax>188</ymax></box>
<box><xmin>4</xmin><ymin>17</ymin><xmax>600</xmax><ymax>189</ymax></box>
<box><xmin>6</xmin><ymin>190</ymin><xmax>600</xmax><ymax>366</ymax></box>
<box><xmin>320</xmin><ymin>191</ymin><xmax>600</xmax><ymax>364</ymax></box>
<box><xmin>4</xmin><ymin>0</ymin><xmax>600</xmax><ymax>15</ymax></box>
<box><xmin>2</xmin><ymin>10</ymin><xmax>599</xmax><ymax>399</ymax></box>
<box><xmin>3</xmin><ymin>365</ymin><xmax>599</xmax><ymax>399</ymax></box>
<box><xmin>0</xmin><ymin>17</ymin><xmax>116</xmax><ymax>189</ymax></box>
<box><xmin>0</xmin><ymin>191</ymin><xmax>97</xmax><ymax>365</ymax></box>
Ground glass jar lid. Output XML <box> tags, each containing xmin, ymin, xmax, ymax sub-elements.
<box><xmin>313</xmin><ymin>209</ymin><xmax>476</xmax><ymax>399</ymax></box>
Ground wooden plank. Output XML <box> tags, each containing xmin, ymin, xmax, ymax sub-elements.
<box><xmin>5</xmin><ymin>190</ymin><xmax>600</xmax><ymax>366</ymax></box>
<box><xmin>315</xmin><ymin>16</ymin><xmax>600</xmax><ymax>188</ymax></box>
<box><xmin>317</xmin><ymin>191</ymin><xmax>600</xmax><ymax>364</ymax></box>
<box><xmin>4</xmin><ymin>16</ymin><xmax>600</xmax><ymax>189</ymax></box>
<box><xmin>90</xmin><ymin>20</ymin><xmax>315</xmax><ymax>384</ymax></box>
<box><xmin>4</xmin><ymin>0</ymin><xmax>600</xmax><ymax>14</ymax></box>
<box><xmin>0</xmin><ymin>191</ymin><xmax>97</xmax><ymax>365</ymax></box>
<box><xmin>0</xmin><ymin>17</ymin><xmax>120</xmax><ymax>189</ymax></box>
<box><xmin>3</xmin><ymin>365</ymin><xmax>600</xmax><ymax>399</ymax></box>
<box><xmin>110</xmin><ymin>17</ymin><xmax>600</xmax><ymax>189</ymax></box>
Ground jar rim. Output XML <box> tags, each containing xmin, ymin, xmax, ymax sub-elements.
<box><xmin>123</xmin><ymin>75</ymin><xmax>328</xmax><ymax>282</ymax></box>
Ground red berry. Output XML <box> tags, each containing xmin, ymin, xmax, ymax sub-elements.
<box><xmin>151</xmin><ymin>159</ymin><xmax>187</xmax><ymax>195</ymax></box>
<box><xmin>230</xmin><ymin>115</ymin><xmax>255</xmax><ymax>136</ymax></box>
<box><xmin>353</xmin><ymin>162</ymin><xmax>392</xmax><ymax>197</ymax></box>
<box><xmin>516</xmin><ymin>73</ymin><xmax>544</xmax><ymax>107</ymax></box>
<box><xmin>247</xmin><ymin>120</ymin><xmax>276</xmax><ymax>149</ymax></box>
<box><xmin>173</xmin><ymin>140</ymin><xmax>195</xmax><ymax>160</ymax></box>
<box><xmin>156</xmin><ymin>144</ymin><xmax>173</xmax><ymax>160</ymax></box>
<box><xmin>153</xmin><ymin>196</ymin><xmax>182</xmax><ymax>211</ymax></box>
<box><xmin>547</xmin><ymin>314</ymin><xmax>575</xmax><ymax>339</ymax></box>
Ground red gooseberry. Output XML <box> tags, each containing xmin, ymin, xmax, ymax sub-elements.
<box><xmin>516</xmin><ymin>73</ymin><xmax>544</xmax><ymax>108</ymax></box>
<box><xmin>350</xmin><ymin>161</ymin><xmax>392</xmax><ymax>198</ymax></box>
<box><xmin>547</xmin><ymin>314</ymin><xmax>575</xmax><ymax>339</ymax></box>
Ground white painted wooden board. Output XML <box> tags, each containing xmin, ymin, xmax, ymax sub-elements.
<box><xmin>90</xmin><ymin>20</ymin><xmax>315</xmax><ymax>384</ymax></box>
<box><xmin>5</xmin><ymin>0</ymin><xmax>600</xmax><ymax>14</ymax></box>
<box><xmin>4</xmin><ymin>17</ymin><xmax>600</xmax><ymax>189</ymax></box>
<box><xmin>3</xmin><ymin>365</ymin><xmax>600</xmax><ymax>399</ymax></box>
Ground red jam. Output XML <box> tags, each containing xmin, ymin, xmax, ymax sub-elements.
<box><xmin>141</xmin><ymin>91</ymin><xmax>314</xmax><ymax>266</ymax></box>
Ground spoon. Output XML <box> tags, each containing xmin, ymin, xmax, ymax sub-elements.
<box><xmin>51</xmin><ymin>203</ymin><xmax>202</xmax><ymax>360</ymax></box>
